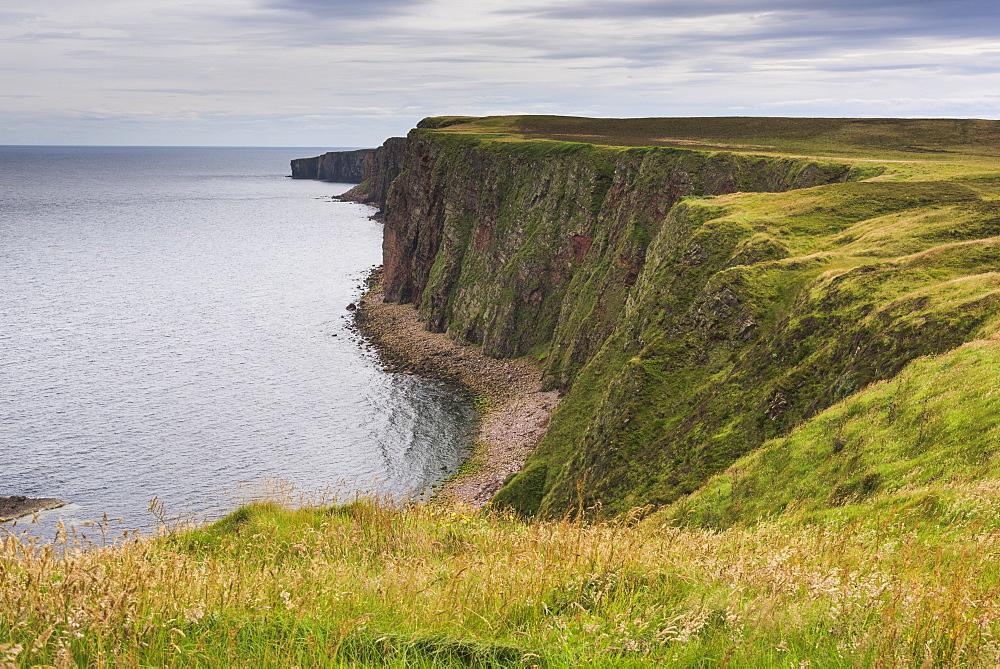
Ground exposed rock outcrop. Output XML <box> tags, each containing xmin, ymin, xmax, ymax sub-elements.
<box><xmin>0</xmin><ymin>495</ymin><xmax>66</xmax><ymax>522</ymax></box>
<box><xmin>376</xmin><ymin>130</ymin><xmax>850</xmax><ymax>377</ymax></box>
<box><xmin>337</xmin><ymin>137</ymin><xmax>409</xmax><ymax>209</ymax></box>
<box><xmin>290</xmin><ymin>149</ymin><xmax>370</xmax><ymax>182</ymax></box>
<box><xmin>305</xmin><ymin>116</ymin><xmax>1000</xmax><ymax>518</ymax></box>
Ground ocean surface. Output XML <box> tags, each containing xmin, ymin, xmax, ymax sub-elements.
<box><xmin>0</xmin><ymin>146</ymin><xmax>475</xmax><ymax>539</ymax></box>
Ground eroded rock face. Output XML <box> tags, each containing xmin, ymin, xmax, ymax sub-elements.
<box><xmin>302</xmin><ymin>119</ymin><xmax>1000</xmax><ymax>518</ymax></box>
<box><xmin>337</xmin><ymin>137</ymin><xmax>409</xmax><ymax>208</ymax></box>
<box><xmin>290</xmin><ymin>149</ymin><xmax>370</xmax><ymax>182</ymax></box>
<box><xmin>375</xmin><ymin>130</ymin><xmax>849</xmax><ymax>383</ymax></box>
<box><xmin>352</xmin><ymin>123</ymin><xmax>944</xmax><ymax>517</ymax></box>
<box><xmin>0</xmin><ymin>495</ymin><xmax>66</xmax><ymax>521</ymax></box>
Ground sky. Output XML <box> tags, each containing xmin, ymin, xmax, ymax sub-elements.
<box><xmin>1</xmin><ymin>0</ymin><xmax>999</xmax><ymax>146</ymax></box>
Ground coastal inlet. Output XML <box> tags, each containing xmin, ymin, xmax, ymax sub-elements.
<box><xmin>0</xmin><ymin>146</ymin><xmax>476</xmax><ymax>538</ymax></box>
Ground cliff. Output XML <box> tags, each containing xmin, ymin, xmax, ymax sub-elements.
<box><xmin>290</xmin><ymin>148</ymin><xmax>370</xmax><ymax>182</ymax></box>
<box><xmin>337</xmin><ymin>137</ymin><xmax>409</xmax><ymax>208</ymax></box>
<box><xmin>305</xmin><ymin>115</ymin><xmax>1000</xmax><ymax>518</ymax></box>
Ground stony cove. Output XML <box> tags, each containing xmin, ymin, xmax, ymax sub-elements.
<box><xmin>295</xmin><ymin>115</ymin><xmax>1000</xmax><ymax>524</ymax></box>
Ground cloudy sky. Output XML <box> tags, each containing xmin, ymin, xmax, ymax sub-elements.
<box><xmin>2</xmin><ymin>0</ymin><xmax>999</xmax><ymax>146</ymax></box>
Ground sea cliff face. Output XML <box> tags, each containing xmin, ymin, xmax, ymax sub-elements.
<box><xmin>337</xmin><ymin>137</ymin><xmax>409</xmax><ymax>208</ymax></box>
<box><xmin>291</xmin><ymin>148</ymin><xmax>370</xmax><ymax>182</ymax></box>
<box><xmin>377</xmin><ymin>133</ymin><xmax>849</xmax><ymax>367</ymax></box>
<box><xmin>297</xmin><ymin>116</ymin><xmax>1000</xmax><ymax>517</ymax></box>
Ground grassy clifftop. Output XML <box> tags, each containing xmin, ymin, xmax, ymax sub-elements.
<box><xmin>8</xmin><ymin>116</ymin><xmax>1000</xmax><ymax>666</ymax></box>
<box><xmin>422</xmin><ymin>114</ymin><xmax>1000</xmax><ymax>161</ymax></box>
<box><xmin>373</xmin><ymin>116</ymin><xmax>1000</xmax><ymax>519</ymax></box>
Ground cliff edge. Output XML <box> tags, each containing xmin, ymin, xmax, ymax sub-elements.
<box><xmin>291</xmin><ymin>148</ymin><xmax>370</xmax><ymax>182</ymax></box>
<box><xmin>299</xmin><ymin>115</ymin><xmax>1000</xmax><ymax>519</ymax></box>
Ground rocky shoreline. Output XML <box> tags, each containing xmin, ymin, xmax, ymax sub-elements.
<box><xmin>354</xmin><ymin>270</ymin><xmax>560</xmax><ymax>508</ymax></box>
<box><xmin>0</xmin><ymin>496</ymin><xmax>66</xmax><ymax>522</ymax></box>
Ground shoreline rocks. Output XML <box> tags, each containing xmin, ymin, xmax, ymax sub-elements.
<box><xmin>354</xmin><ymin>272</ymin><xmax>560</xmax><ymax>508</ymax></box>
<box><xmin>0</xmin><ymin>496</ymin><xmax>66</xmax><ymax>522</ymax></box>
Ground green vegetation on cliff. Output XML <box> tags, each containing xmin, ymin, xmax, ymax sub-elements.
<box><xmin>506</xmin><ymin>177</ymin><xmax>1000</xmax><ymax>516</ymax></box>
<box><xmin>672</xmin><ymin>338</ymin><xmax>1000</xmax><ymax>529</ymax></box>
<box><xmin>437</xmin><ymin>114</ymin><xmax>1000</xmax><ymax>161</ymax></box>
<box><xmin>8</xmin><ymin>116</ymin><xmax>1000</xmax><ymax>666</ymax></box>
<box><xmin>362</xmin><ymin>115</ymin><xmax>1000</xmax><ymax>521</ymax></box>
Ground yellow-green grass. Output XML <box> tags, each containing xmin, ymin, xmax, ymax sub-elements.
<box><xmin>670</xmin><ymin>337</ymin><xmax>1000</xmax><ymax>530</ymax></box>
<box><xmin>425</xmin><ymin>115</ymin><xmax>1000</xmax><ymax>164</ymax></box>
<box><xmin>494</xmin><ymin>158</ymin><xmax>1000</xmax><ymax>515</ymax></box>
<box><xmin>6</xmin><ymin>492</ymin><xmax>1000</xmax><ymax>667</ymax></box>
<box><xmin>8</xmin><ymin>117</ymin><xmax>1000</xmax><ymax>665</ymax></box>
<box><xmin>420</xmin><ymin>116</ymin><xmax>1000</xmax><ymax>201</ymax></box>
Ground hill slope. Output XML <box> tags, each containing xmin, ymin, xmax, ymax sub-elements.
<box><xmin>7</xmin><ymin>497</ymin><xmax>1000</xmax><ymax>666</ymax></box>
<box><xmin>6</xmin><ymin>117</ymin><xmax>1000</xmax><ymax>665</ymax></box>
<box><xmin>336</xmin><ymin>115</ymin><xmax>1000</xmax><ymax>517</ymax></box>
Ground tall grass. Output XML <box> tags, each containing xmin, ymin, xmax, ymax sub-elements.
<box><xmin>4</xmin><ymin>491</ymin><xmax>1000</xmax><ymax>666</ymax></box>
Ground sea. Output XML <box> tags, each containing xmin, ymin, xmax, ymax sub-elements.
<box><xmin>0</xmin><ymin>146</ymin><xmax>475</xmax><ymax>540</ymax></box>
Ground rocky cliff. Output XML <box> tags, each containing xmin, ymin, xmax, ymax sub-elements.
<box><xmin>291</xmin><ymin>148</ymin><xmax>370</xmax><ymax>182</ymax></box>
<box><xmin>337</xmin><ymin>137</ymin><xmax>409</xmax><ymax>208</ymax></box>
<box><xmin>302</xmin><ymin>116</ymin><xmax>1000</xmax><ymax>517</ymax></box>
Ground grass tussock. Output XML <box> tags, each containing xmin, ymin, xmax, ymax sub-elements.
<box><xmin>5</xmin><ymin>494</ymin><xmax>1000</xmax><ymax>666</ymax></box>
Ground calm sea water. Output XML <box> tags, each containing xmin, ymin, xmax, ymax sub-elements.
<box><xmin>0</xmin><ymin>146</ymin><xmax>475</xmax><ymax>538</ymax></box>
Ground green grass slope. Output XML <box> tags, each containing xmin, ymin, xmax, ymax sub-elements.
<box><xmin>498</xmin><ymin>178</ymin><xmax>1000</xmax><ymax>516</ymax></box>
<box><xmin>478</xmin><ymin>116</ymin><xmax>1000</xmax><ymax>517</ymax></box>
<box><xmin>8</xmin><ymin>496</ymin><xmax>1000</xmax><ymax>666</ymax></box>
<box><xmin>670</xmin><ymin>337</ymin><xmax>1000</xmax><ymax>529</ymax></box>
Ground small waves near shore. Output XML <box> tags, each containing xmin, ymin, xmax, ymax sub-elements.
<box><xmin>355</xmin><ymin>275</ymin><xmax>560</xmax><ymax>508</ymax></box>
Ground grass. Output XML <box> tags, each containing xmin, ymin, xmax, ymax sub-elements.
<box><xmin>670</xmin><ymin>338</ymin><xmax>1000</xmax><ymax>529</ymax></box>
<box><xmin>424</xmin><ymin>115</ymin><xmax>1000</xmax><ymax>163</ymax></box>
<box><xmin>6</xmin><ymin>491</ymin><xmax>1000</xmax><ymax>666</ymax></box>
<box><xmin>8</xmin><ymin>116</ymin><xmax>1000</xmax><ymax>664</ymax></box>
<box><xmin>482</xmin><ymin>133</ymin><xmax>1000</xmax><ymax>515</ymax></box>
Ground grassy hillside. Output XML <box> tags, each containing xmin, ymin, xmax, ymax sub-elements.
<box><xmin>423</xmin><ymin>115</ymin><xmax>1000</xmax><ymax>162</ymax></box>
<box><xmin>461</xmin><ymin>116</ymin><xmax>1000</xmax><ymax>517</ymax></box>
<box><xmin>7</xmin><ymin>116</ymin><xmax>1000</xmax><ymax>665</ymax></box>
<box><xmin>6</xmin><ymin>495</ymin><xmax>1000</xmax><ymax>666</ymax></box>
<box><xmin>670</xmin><ymin>338</ymin><xmax>1000</xmax><ymax>529</ymax></box>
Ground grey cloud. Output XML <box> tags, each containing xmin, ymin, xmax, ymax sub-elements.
<box><xmin>0</xmin><ymin>65</ymin><xmax>104</xmax><ymax>73</ymax></box>
<box><xmin>0</xmin><ymin>11</ymin><xmax>37</xmax><ymax>24</ymax></box>
<box><xmin>111</xmin><ymin>88</ymin><xmax>277</xmax><ymax>96</ymax></box>
<box><xmin>795</xmin><ymin>63</ymin><xmax>937</xmax><ymax>73</ymax></box>
<box><xmin>3</xmin><ymin>0</ymin><xmax>999</xmax><ymax>145</ymax></box>
<box><xmin>520</xmin><ymin>0</ymin><xmax>999</xmax><ymax>21</ymax></box>
<box><xmin>4</xmin><ymin>32</ymin><xmax>89</xmax><ymax>42</ymax></box>
<box><xmin>258</xmin><ymin>0</ymin><xmax>427</xmax><ymax>20</ymax></box>
<box><xmin>465</xmin><ymin>14</ymin><xmax>981</xmax><ymax>75</ymax></box>
<box><xmin>512</xmin><ymin>0</ymin><xmax>1000</xmax><ymax>40</ymax></box>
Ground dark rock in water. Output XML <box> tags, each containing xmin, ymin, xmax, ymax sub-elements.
<box><xmin>0</xmin><ymin>495</ymin><xmax>66</xmax><ymax>522</ymax></box>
